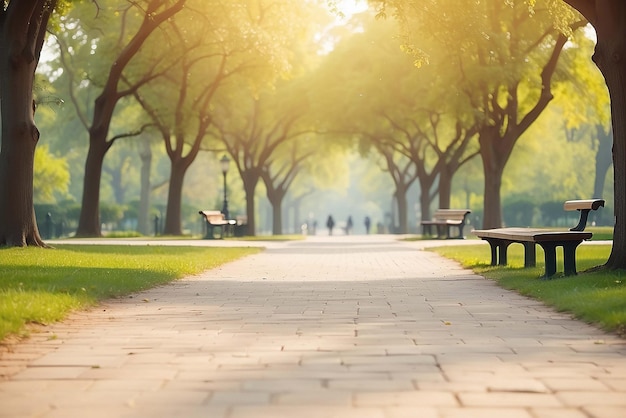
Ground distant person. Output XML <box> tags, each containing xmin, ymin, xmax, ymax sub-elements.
<box><xmin>326</xmin><ymin>215</ymin><xmax>335</xmax><ymax>235</ymax></box>
<box><xmin>364</xmin><ymin>216</ymin><xmax>371</xmax><ymax>234</ymax></box>
<box><xmin>346</xmin><ymin>216</ymin><xmax>353</xmax><ymax>235</ymax></box>
<box><xmin>312</xmin><ymin>220</ymin><xmax>318</xmax><ymax>235</ymax></box>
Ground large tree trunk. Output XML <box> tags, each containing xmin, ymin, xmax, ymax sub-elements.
<box><xmin>242</xmin><ymin>171</ymin><xmax>260</xmax><ymax>236</ymax></box>
<box><xmin>593</xmin><ymin>125</ymin><xmax>613</xmax><ymax>199</ymax></box>
<box><xmin>75</xmin><ymin>94</ymin><xmax>115</xmax><ymax>237</ymax></box>
<box><xmin>482</xmin><ymin>166</ymin><xmax>503</xmax><ymax>229</ymax></box>
<box><xmin>0</xmin><ymin>62</ymin><xmax>44</xmax><ymax>246</ymax></box>
<box><xmin>76</xmin><ymin>133</ymin><xmax>109</xmax><ymax>237</ymax></box>
<box><xmin>418</xmin><ymin>180</ymin><xmax>433</xmax><ymax>223</ymax></box>
<box><xmin>265</xmin><ymin>187</ymin><xmax>285</xmax><ymax>235</ymax></box>
<box><xmin>479</xmin><ymin>130</ymin><xmax>506</xmax><ymax>229</ymax></box>
<box><xmin>592</xmin><ymin>125</ymin><xmax>612</xmax><ymax>225</ymax></box>
<box><xmin>590</xmin><ymin>3</ymin><xmax>626</xmax><ymax>269</ymax></box>
<box><xmin>395</xmin><ymin>185</ymin><xmax>409</xmax><ymax>234</ymax></box>
<box><xmin>162</xmin><ymin>159</ymin><xmax>187</xmax><ymax>235</ymax></box>
<box><xmin>438</xmin><ymin>169</ymin><xmax>452</xmax><ymax>210</ymax></box>
<box><xmin>0</xmin><ymin>0</ymin><xmax>55</xmax><ymax>247</ymax></box>
<box><xmin>271</xmin><ymin>197</ymin><xmax>283</xmax><ymax>235</ymax></box>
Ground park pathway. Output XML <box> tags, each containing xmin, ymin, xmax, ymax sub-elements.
<box><xmin>0</xmin><ymin>234</ymin><xmax>625</xmax><ymax>418</ymax></box>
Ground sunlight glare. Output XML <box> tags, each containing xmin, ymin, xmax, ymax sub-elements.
<box><xmin>333</xmin><ymin>0</ymin><xmax>368</xmax><ymax>22</ymax></box>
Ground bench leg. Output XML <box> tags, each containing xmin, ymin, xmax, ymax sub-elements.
<box><xmin>539</xmin><ymin>243</ymin><xmax>558</xmax><ymax>278</ymax></box>
<box><xmin>562</xmin><ymin>241</ymin><xmax>583</xmax><ymax>276</ymax></box>
<box><xmin>203</xmin><ymin>223</ymin><xmax>225</xmax><ymax>240</ymax></box>
<box><xmin>203</xmin><ymin>222</ymin><xmax>214</xmax><ymax>239</ymax></box>
<box><xmin>485</xmin><ymin>239</ymin><xmax>510</xmax><ymax>266</ymax></box>
<box><xmin>457</xmin><ymin>224</ymin><xmax>465</xmax><ymax>239</ymax></box>
<box><xmin>486</xmin><ymin>240</ymin><xmax>498</xmax><ymax>265</ymax></box>
<box><xmin>523</xmin><ymin>242</ymin><xmax>536</xmax><ymax>268</ymax></box>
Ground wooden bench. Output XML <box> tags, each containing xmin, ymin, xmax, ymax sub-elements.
<box><xmin>198</xmin><ymin>210</ymin><xmax>235</xmax><ymax>239</ymax></box>
<box><xmin>473</xmin><ymin>199</ymin><xmax>604</xmax><ymax>278</ymax></box>
<box><xmin>421</xmin><ymin>209</ymin><xmax>471</xmax><ymax>239</ymax></box>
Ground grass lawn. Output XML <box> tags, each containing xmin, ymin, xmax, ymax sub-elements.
<box><xmin>430</xmin><ymin>243</ymin><xmax>626</xmax><ymax>337</ymax></box>
<box><xmin>0</xmin><ymin>245</ymin><xmax>262</xmax><ymax>342</ymax></box>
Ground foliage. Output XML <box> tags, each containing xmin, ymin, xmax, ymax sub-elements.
<box><xmin>33</xmin><ymin>144</ymin><xmax>70</xmax><ymax>203</ymax></box>
<box><xmin>27</xmin><ymin>0</ymin><xmax>617</xmax><ymax>238</ymax></box>
<box><xmin>0</xmin><ymin>245</ymin><xmax>262</xmax><ymax>341</ymax></box>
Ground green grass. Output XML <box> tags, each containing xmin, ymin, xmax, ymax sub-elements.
<box><xmin>430</xmin><ymin>243</ymin><xmax>626</xmax><ymax>337</ymax></box>
<box><xmin>0</xmin><ymin>245</ymin><xmax>262</xmax><ymax>341</ymax></box>
<box><xmin>586</xmin><ymin>226</ymin><xmax>614</xmax><ymax>241</ymax></box>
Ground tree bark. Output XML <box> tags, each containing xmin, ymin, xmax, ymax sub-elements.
<box><xmin>588</xmin><ymin>1</ymin><xmax>626</xmax><ymax>269</ymax></box>
<box><xmin>242</xmin><ymin>171</ymin><xmax>261</xmax><ymax>236</ymax></box>
<box><xmin>438</xmin><ymin>169</ymin><xmax>452</xmax><ymax>210</ymax></box>
<box><xmin>0</xmin><ymin>0</ymin><xmax>54</xmax><ymax>247</ymax></box>
<box><xmin>138</xmin><ymin>137</ymin><xmax>152</xmax><ymax>235</ymax></box>
<box><xmin>271</xmin><ymin>195</ymin><xmax>284</xmax><ymax>235</ymax></box>
<box><xmin>478</xmin><ymin>128</ymin><xmax>507</xmax><ymax>229</ymax></box>
<box><xmin>593</xmin><ymin>124</ymin><xmax>613</xmax><ymax>200</ymax></box>
<box><xmin>418</xmin><ymin>178</ymin><xmax>433</xmax><ymax>223</ymax></box>
<box><xmin>395</xmin><ymin>186</ymin><xmax>409</xmax><ymax>234</ymax></box>
<box><xmin>162</xmin><ymin>159</ymin><xmax>187</xmax><ymax>235</ymax></box>
<box><xmin>265</xmin><ymin>187</ymin><xmax>285</xmax><ymax>235</ymax></box>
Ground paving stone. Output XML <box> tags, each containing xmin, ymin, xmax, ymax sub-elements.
<box><xmin>0</xmin><ymin>235</ymin><xmax>624</xmax><ymax>417</ymax></box>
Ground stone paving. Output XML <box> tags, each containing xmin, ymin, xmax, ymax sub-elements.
<box><xmin>0</xmin><ymin>234</ymin><xmax>625</xmax><ymax>418</ymax></box>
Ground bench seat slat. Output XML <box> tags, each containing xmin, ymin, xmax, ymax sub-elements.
<box><xmin>473</xmin><ymin>228</ymin><xmax>592</xmax><ymax>242</ymax></box>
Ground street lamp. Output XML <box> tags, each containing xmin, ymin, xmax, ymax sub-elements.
<box><xmin>220</xmin><ymin>154</ymin><xmax>230</xmax><ymax>219</ymax></box>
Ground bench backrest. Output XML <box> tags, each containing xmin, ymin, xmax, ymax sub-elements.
<box><xmin>432</xmin><ymin>209</ymin><xmax>471</xmax><ymax>222</ymax></box>
<box><xmin>563</xmin><ymin>199</ymin><xmax>605</xmax><ymax>211</ymax></box>
<box><xmin>563</xmin><ymin>199</ymin><xmax>604</xmax><ymax>231</ymax></box>
<box><xmin>199</xmin><ymin>210</ymin><xmax>225</xmax><ymax>222</ymax></box>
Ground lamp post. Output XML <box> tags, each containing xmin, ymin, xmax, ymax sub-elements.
<box><xmin>220</xmin><ymin>154</ymin><xmax>230</xmax><ymax>219</ymax></box>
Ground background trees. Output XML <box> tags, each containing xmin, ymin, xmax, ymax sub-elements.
<box><xmin>2</xmin><ymin>0</ymin><xmax>619</xmax><ymax>248</ymax></box>
<box><xmin>371</xmin><ymin>0</ymin><xmax>624</xmax><ymax>270</ymax></box>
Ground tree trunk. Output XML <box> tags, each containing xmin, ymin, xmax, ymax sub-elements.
<box><xmin>0</xmin><ymin>60</ymin><xmax>45</xmax><ymax>246</ymax></box>
<box><xmin>0</xmin><ymin>0</ymin><xmax>54</xmax><ymax>247</ymax></box>
<box><xmin>438</xmin><ymin>169</ymin><xmax>452</xmax><ymax>209</ymax></box>
<box><xmin>108</xmin><ymin>160</ymin><xmax>126</xmax><ymax>205</ymax></box>
<box><xmin>162</xmin><ymin>159</ymin><xmax>188</xmax><ymax>236</ymax></box>
<box><xmin>478</xmin><ymin>128</ymin><xmax>509</xmax><ymax>229</ymax></box>
<box><xmin>418</xmin><ymin>179</ymin><xmax>433</xmax><ymax>223</ymax></box>
<box><xmin>593</xmin><ymin>125</ymin><xmax>613</xmax><ymax>199</ymax></box>
<box><xmin>480</xmin><ymin>155</ymin><xmax>504</xmax><ymax>229</ymax></box>
<box><xmin>242</xmin><ymin>172</ymin><xmax>260</xmax><ymax>236</ymax></box>
<box><xmin>138</xmin><ymin>137</ymin><xmax>152</xmax><ymax>235</ymax></box>
<box><xmin>395</xmin><ymin>185</ymin><xmax>409</xmax><ymax>234</ymax></box>
<box><xmin>591</xmin><ymin>125</ymin><xmax>612</xmax><ymax>225</ymax></box>
<box><xmin>271</xmin><ymin>196</ymin><xmax>283</xmax><ymax>235</ymax></box>
<box><xmin>266</xmin><ymin>188</ymin><xmax>286</xmax><ymax>235</ymax></box>
<box><xmin>76</xmin><ymin>135</ymin><xmax>108</xmax><ymax>237</ymax></box>
<box><xmin>591</xmin><ymin>6</ymin><xmax>626</xmax><ymax>269</ymax></box>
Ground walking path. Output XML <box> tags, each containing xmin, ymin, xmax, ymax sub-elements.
<box><xmin>1</xmin><ymin>235</ymin><xmax>625</xmax><ymax>418</ymax></box>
